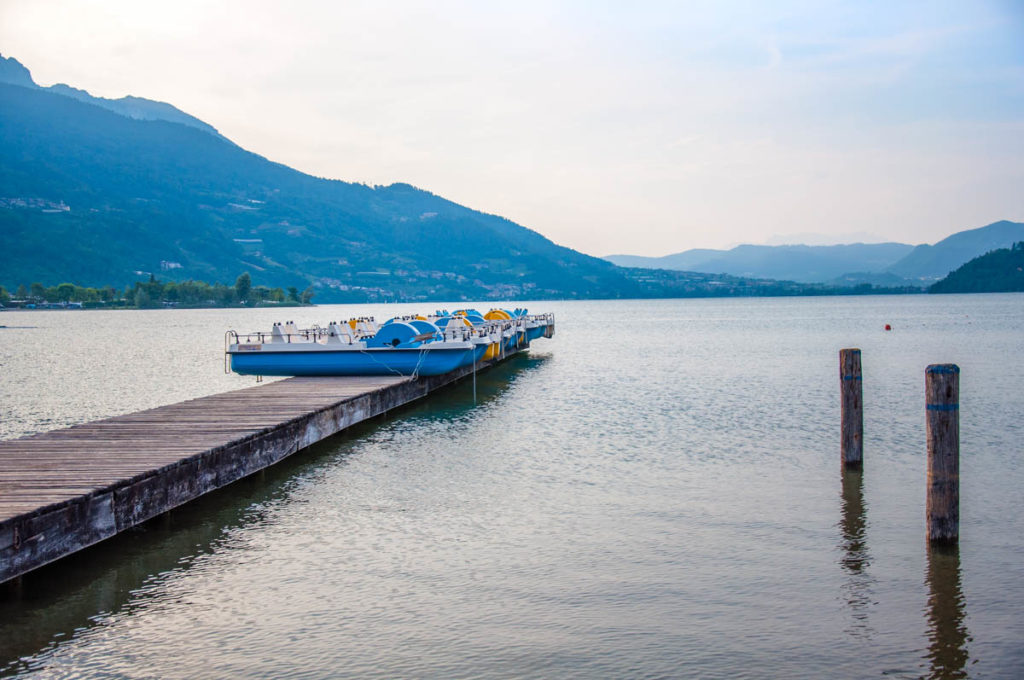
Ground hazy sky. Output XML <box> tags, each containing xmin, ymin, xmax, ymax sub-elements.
<box><xmin>2</xmin><ymin>1</ymin><xmax>1022</xmax><ymax>256</ymax></box>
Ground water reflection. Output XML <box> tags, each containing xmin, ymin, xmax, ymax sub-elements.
<box><xmin>0</xmin><ymin>356</ymin><xmax>541</xmax><ymax>676</ymax></box>
<box><xmin>407</xmin><ymin>353</ymin><xmax>547</xmax><ymax>418</ymax></box>
<box><xmin>838</xmin><ymin>467</ymin><xmax>874</xmax><ymax>638</ymax></box>
<box><xmin>0</xmin><ymin>474</ymin><xmax>282</xmax><ymax>676</ymax></box>
<box><xmin>924</xmin><ymin>543</ymin><xmax>971</xmax><ymax>679</ymax></box>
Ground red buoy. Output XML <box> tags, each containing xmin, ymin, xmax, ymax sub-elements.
<box><xmin>884</xmin><ymin>324</ymin><xmax>892</xmax><ymax>331</ymax></box>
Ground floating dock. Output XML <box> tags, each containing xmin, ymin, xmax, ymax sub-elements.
<box><xmin>0</xmin><ymin>355</ymin><xmax>514</xmax><ymax>584</ymax></box>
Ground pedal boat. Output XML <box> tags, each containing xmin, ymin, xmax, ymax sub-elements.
<box><xmin>226</xmin><ymin>320</ymin><xmax>488</xmax><ymax>377</ymax></box>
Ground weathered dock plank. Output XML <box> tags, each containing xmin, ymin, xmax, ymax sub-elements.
<box><xmin>0</xmin><ymin>356</ymin><xmax>507</xmax><ymax>583</ymax></box>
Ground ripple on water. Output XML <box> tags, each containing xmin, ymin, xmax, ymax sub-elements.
<box><xmin>2</xmin><ymin>295</ymin><xmax>1024</xmax><ymax>678</ymax></box>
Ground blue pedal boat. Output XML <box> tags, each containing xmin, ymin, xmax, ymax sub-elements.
<box><xmin>226</xmin><ymin>320</ymin><xmax>489</xmax><ymax>377</ymax></box>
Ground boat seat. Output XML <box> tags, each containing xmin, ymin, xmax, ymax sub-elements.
<box><xmin>324</xmin><ymin>323</ymin><xmax>353</xmax><ymax>344</ymax></box>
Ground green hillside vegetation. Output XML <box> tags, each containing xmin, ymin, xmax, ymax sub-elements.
<box><xmin>928</xmin><ymin>242</ymin><xmax>1024</xmax><ymax>294</ymax></box>
<box><xmin>0</xmin><ymin>82</ymin><xmax>637</xmax><ymax>302</ymax></box>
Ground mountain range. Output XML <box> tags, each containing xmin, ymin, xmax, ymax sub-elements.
<box><xmin>929</xmin><ymin>241</ymin><xmax>1024</xmax><ymax>294</ymax></box>
<box><xmin>0</xmin><ymin>54</ymin><xmax>640</xmax><ymax>301</ymax></box>
<box><xmin>0</xmin><ymin>54</ymin><xmax>222</xmax><ymax>138</ymax></box>
<box><xmin>604</xmin><ymin>221</ymin><xmax>1024</xmax><ymax>285</ymax></box>
<box><xmin>2</xmin><ymin>53</ymin><xmax>1019</xmax><ymax>301</ymax></box>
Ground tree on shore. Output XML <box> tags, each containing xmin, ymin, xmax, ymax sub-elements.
<box><xmin>235</xmin><ymin>272</ymin><xmax>252</xmax><ymax>304</ymax></box>
<box><xmin>55</xmin><ymin>283</ymin><xmax>76</xmax><ymax>303</ymax></box>
<box><xmin>134</xmin><ymin>288</ymin><xmax>152</xmax><ymax>308</ymax></box>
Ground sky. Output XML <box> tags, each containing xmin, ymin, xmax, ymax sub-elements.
<box><xmin>1</xmin><ymin>0</ymin><xmax>1022</xmax><ymax>257</ymax></box>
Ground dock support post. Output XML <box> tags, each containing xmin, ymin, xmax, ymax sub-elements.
<box><xmin>927</xmin><ymin>364</ymin><xmax>960</xmax><ymax>543</ymax></box>
<box><xmin>840</xmin><ymin>348</ymin><xmax>863</xmax><ymax>468</ymax></box>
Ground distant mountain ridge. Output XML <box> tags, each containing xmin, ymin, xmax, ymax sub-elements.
<box><xmin>0</xmin><ymin>65</ymin><xmax>638</xmax><ymax>301</ymax></box>
<box><xmin>606</xmin><ymin>243</ymin><xmax>915</xmax><ymax>283</ymax></box>
<box><xmin>3</xmin><ymin>53</ymin><xmax>1015</xmax><ymax>301</ymax></box>
<box><xmin>0</xmin><ymin>53</ymin><xmax>223</xmax><ymax>139</ymax></box>
<box><xmin>888</xmin><ymin>221</ymin><xmax>1024</xmax><ymax>280</ymax></box>
<box><xmin>606</xmin><ymin>221</ymin><xmax>1024</xmax><ymax>284</ymax></box>
<box><xmin>929</xmin><ymin>242</ymin><xmax>1024</xmax><ymax>294</ymax></box>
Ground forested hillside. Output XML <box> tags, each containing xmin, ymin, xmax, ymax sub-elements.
<box><xmin>929</xmin><ymin>243</ymin><xmax>1024</xmax><ymax>293</ymax></box>
<box><xmin>0</xmin><ymin>81</ymin><xmax>637</xmax><ymax>301</ymax></box>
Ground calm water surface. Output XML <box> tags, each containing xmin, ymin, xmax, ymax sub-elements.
<box><xmin>1</xmin><ymin>295</ymin><xmax>1022</xmax><ymax>678</ymax></box>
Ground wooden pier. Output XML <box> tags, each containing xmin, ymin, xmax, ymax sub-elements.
<box><xmin>0</xmin><ymin>356</ymin><xmax>509</xmax><ymax>584</ymax></box>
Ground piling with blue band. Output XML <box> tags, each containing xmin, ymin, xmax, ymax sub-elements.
<box><xmin>842</xmin><ymin>375</ymin><xmax>862</xmax><ymax>381</ymax></box>
<box><xmin>926</xmin><ymin>365</ymin><xmax>960</xmax><ymax>375</ymax></box>
<box><xmin>927</xmin><ymin>403</ymin><xmax>959</xmax><ymax>411</ymax></box>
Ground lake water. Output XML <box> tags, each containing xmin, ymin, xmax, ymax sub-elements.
<box><xmin>1</xmin><ymin>295</ymin><xmax>1022</xmax><ymax>678</ymax></box>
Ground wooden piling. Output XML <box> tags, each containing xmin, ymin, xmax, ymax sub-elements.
<box><xmin>840</xmin><ymin>348</ymin><xmax>863</xmax><ymax>468</ymax></box>
<box><xmin>926</xmin><ymin>364</ymin><xmax>960</xmax><ymax>543</ymax></box>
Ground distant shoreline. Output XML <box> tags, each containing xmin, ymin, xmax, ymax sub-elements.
<box><xmin>0</xmin><ymin>303</ymin><xmax>314</xmax><ymax>312</ymax></box>
<box><xmin>8</xmin><ymin>289</ymin><xmax>1023</xmax><ymax>315</ymax></box>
